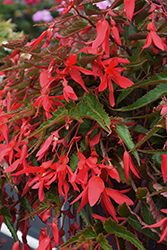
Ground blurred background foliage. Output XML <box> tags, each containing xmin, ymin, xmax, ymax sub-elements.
<box><xmin>0</xmin><ymin>0</ymin><xmax>59</xmax><ymax>57</ymax></box>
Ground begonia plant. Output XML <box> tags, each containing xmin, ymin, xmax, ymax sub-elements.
<box><xmin>1</xmin><ymin>0</ymin><xmax>167</xmax><ymax>249</ymax></box>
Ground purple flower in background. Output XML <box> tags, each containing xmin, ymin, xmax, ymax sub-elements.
<box><xmin>33</xmin><ymin>10</ymin><xmax>53</xmax><ymax>22</ymax></box>
<box><xmin>94</xmin><ymin>0</ymin><xmax>113</xmax><ymax>9</ymax></box>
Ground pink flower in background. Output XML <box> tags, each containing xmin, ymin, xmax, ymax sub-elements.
<box><xmin>24</xmin><ymin>0</ymin><xmax>39</xmax><ymax>3</ymax></box>
<box><xmin>33</xmin><ymin>10</ymin><xmax>53</xmax><ymax>22</ymax></box>
<box><xmin>94</xmin><ymin>0</ymin><xmax>113</xmax><ymax>9</ymax></box>
<box><xmin>3</xmin><ymin>0</ymin><xmax>14</xmax><ymax>4</ymax></box>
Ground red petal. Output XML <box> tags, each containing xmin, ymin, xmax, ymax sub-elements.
<box><xmin>123</xmin><ymin>151</ymin><xmax>130</xmax><ymax>184</ymax></box>
<box><xmin>12</xmin><ymin>241</ymin><xmax>20</xmax><ymax>250</ymax></box>
<box><xmin>92</xmin><ymin>20</ymin><xmax>110</xmax><ymax>49</ymax></box>
<box><xmin>151</xmin><ymin>31</ymin><xmax>164</xmax><ymax>51</ymax></box>
<box><xmin>36</xmin><ymin>136</ymin><xmax>53</xmax><ymax>158</ymax></box>
<box><xmin>161</xmin><ymin>154</ymin><xmax>167</xmax><ymax>183</ymax></box>
<box><xmin>69</xmin><ymin>67</ymin><xmax>88</xmax><ymax>92</ymax></box>
<box><xmin>124</xmin><ymin>0</ymin><xmax>135</xmax><ymax>21</ymax></box>
<box><xmin>88</xmin><ymin>176</ymin><xmax>104</xmax><ymax>207</ymax></box>
<box><xmin>108</xmin><ymin>78</ymin><xmax>115</xmax><ymax>106</ymax></box>
<box><xmin>52</xmin><ymin>222</ymin><xmax>59</xmax><ymax>245</ymax></box>
<box><xmin>111</xmin><ymin>26</ymin><xmax>121</xmax><ymax>46</ymax></box>
<box><xmin>36</xmin><ymin>237</ymin><xmax>51</xmax><ymax>250</ymax></box>
<box><xmin>105</xmin><ymin>187</ymin><xmax>133</xmax><ymax>205</ymax></box>
<box><xmin>111</xmin><ymin>72</ymin><xmax>134</xmax><ymax>88</ymax></box>
<box><xmin>65</xmin><ymin>54</ymin><xmax>77</xmax><ymax>66</ymax></box>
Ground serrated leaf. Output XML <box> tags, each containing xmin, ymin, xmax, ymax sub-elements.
<box><xmin>104</xmin><ymin>218</ymin><xmax>146</xmax><ymax>250</ymax></box>
<box><xmin>116</xmin><ymin>88</ymin><xmax>133</xmax><ymax>104</ymax></box>
<box><xmin>69</xmin><ymin>107</ymin><xmax>83</xmax><ymax>123</ymax></box>
<box><xmin>141</xmin><ymin>203</ymin><xmax>156</xmax><ymax>226</ymax></box>
<box><xmin>115</xmin><ymin>123</ymin><xmax>139</xmax><ymax>164</ymax></box>
<box><xmin>130</xmin><ymin>116</ymin><xmax>165</xmax><ymax>152</ymax></box>
<box><xmin>77</xmin><ymin>98</ymin><xmax>110</xmax><ymax>133</ymax></box>
<box><xmin>73</xmin><ymin>201</ymin><xmax>90</xmax><ymax>226</ymax></box>
<box><xmin>117</xmin><ymin>83</ymin><xmax>167</xmax><ymax>111</ymax></box>
<box><xmin>118</xmin><ymin>202</ymin><xmax>131</xmax><ymax>218</ymax></box>
<box><xmin>82</xmin><ymin>226</ymin><xmax>97</xmax><ymax>239</ymax></box>
<box><xmin>136</xmin><ymin>187</ymin><xmax>148</xmax><ymax>201</ymax></box>
<box><xmin>85</xmin><ymin>92</ymin><xmax>110</xmax><ymax>130</ymax></box>
<box><xmin>96</xmin><ymin>233</ymin><xmax>112</xmax><ymax>250</ymax></box>
<box><xmin>19</xmin><ymin>197</ymin><xmax>32</xmax><ymax>214</ymax></box>
<box><xmin>61</xmin><ymin>19</ymin><xmax>88</xmax><ymax>37</ymax></box>
<box><xmin>70</xmin><ymin>153</ymin><xmax>79</xmax><ymax>172</ymax></box>
<box><xmin>22</xmin><ymin>201</ymin><xmax>49</xmax><ymax>221</ymax></box>
<box><xmin>128</xmin><ymin>214</ymin><xmax>160</xmax><ymax>242</ymax></box>
<box><xmin>94</xmin><ymin>219</ymin><xmax>105</xmax><ymax>235</ymax></box>
<box><xmin>1</xmin><ymin>206</ymin><xmax>18</xmax><ymax>242</ymax></box>
<box><xmin>57</xmin><ymin>234</ymin><xmax>81</xmax><ymax>249</ymax></box>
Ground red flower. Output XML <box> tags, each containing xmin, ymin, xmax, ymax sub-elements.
<box><xmin>26</xmin><ymin>24</ymin><xmax>57</xmax><ymax>53</ymax></box>
<box><xmin>92</xmin><ymin>19</ymin><xmax>110</xmax><ymax>56</ymax></box>
<box><xmin>123</xmin><ymin>151</ymin><xmax>140</xmax><ymax>184</ymax></box>
<box><xmin>142</xmin><ymin>209</ymin><xmax>167</xmax><ymax>243</ymax></box>
<box><xmin>124</xmin><ymin>0</ymin><xmax>135</xmax><ymax>21</ymax></box>
<box><xmin>161</xmin><ymin>154</ymin><xmax>167</xmax><ymax>183</ymax></box>
<box><xmin>142</xmin><ymin>22</ymin><xmax>165</xmax><ymax>53</ymax></box>
<box><xmin>99</xmin><ymin>58</ymin><xmax>134</xmax><ymax>106</ymax></box>
<box><xmin>58</xmin><ymin>54</ymin><xmax>96</xmax><ymax>92</ymax></box>
<box><xmin>110</xmin><ymin>18</ymin><xmax>121</xmax><ymax>46</ymax></box>
<box><xmin>62</xmin><ymin>78</ymin><xmax>78</xmax><ymax>102</ymax></box>
<box><xmin>12</xmin><ymin>241</ymin><xmax>20</xmax><ymax>250</ymax></box>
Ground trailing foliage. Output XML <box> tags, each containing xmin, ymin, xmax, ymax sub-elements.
<box><xmin>1</xmin><ymin>0</ymin><xmax>167</xmax><ymax>249</ymax></box>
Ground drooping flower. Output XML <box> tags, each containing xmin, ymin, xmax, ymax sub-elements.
<box><xmin>123</xmin><ymin>150</ymin><xmax>140</xmax><ymax>184</ymax></box>
<box><xmin>62</xmin><ymin>78</ymin><xmax>78</xmax><ymax>102</ymax></box>
<box><xmin>142</xmin><ymin>21</ymin><xmax>165</xmax><ymax>53</ymax></box>
<box><xmin>92</xmin><ymin>19</ymin><xmax>110</xmax><ymax>56</ymax></box>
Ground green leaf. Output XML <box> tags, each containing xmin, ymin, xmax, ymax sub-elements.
<box><xmin>115</xmin><ymin>123</ymin><xmax>140</xmax><ymax>164</ymax></box>
<box><xmin>57</xmin><ymin>234</ymin><xmax>81</xmax><ymax>249</ymax></box>
<box><xmin>104</xmin><ymin>218</ymin><xmax>146</xmax><ymax>250</ymax></box>
<box><xmin>1</xmin><ymin>206</ymin><xmax>18</xmax><ymax>242</ymax></box>
<box><xmin>117</xmin><ymin>83</ymin><xmax>167</xmax><ymax>111</ymax></box>
<box><xmin>118</xmin><ymin>202</ymin><xmax>131</xmax><ymax>218</ymax></box>
<box><xmin>70</xmin><ymin>153</ymin><xmax>79</xmax><ymax>172</ymax></box>
<box><xmin>141</xmin><ymin>203</ymin><xmax>156</xmax><ymax>225</ymax></box>
<box><xmin>82</xmin><ymin>226</ymin><xmax>97</xmax><ymax>239</ymax></box>
<box><xmin>69</xmin><ymin>106</ymin><xmax>83</xmax><ymax>123</ymax></box>
<box><xmin>96</xmin><ymin>233</ymin><xmax>112</xmax><ymax>250</ymax></box>
<box><xmin>128</xmin><ymin>214</ymin><xmax>160</xmax><ymax>242</ymax></box>
<box><xmin>73</xmin><ymin>201</ymin><xmax>90</xmax><ymax>226</ymax></box>
<box><xmin>130</xmin><ymin>116</ymin><xmax>165</xmax><ymax>151</ymax></box>
<box><xmin>94</xmin><ymin>219</ymin><xmax>105</xmax><ymax>235</ymax></box>
<box><xmin>19</xmin><ymin>197</ymin><xmax>31</xmax><ymax>214</ymax></box>
<box><xmin>85</xmin><ymin>92</ymin><xmax>111</xmax><ymax>131</ymax></box>
<box><xmin>136</xmin><ymin>187</ymin><xmax>148</xmax><ymax>201</ymax></box>
<box><xmin>77</xmin><ymin>100</ymin><xmax>110</xmax><ymax>133</ymax></box>
<box><xmin>116</xmin><ymin>88</ymin><xmax>133</xmax><ymax>104</ymax></box>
